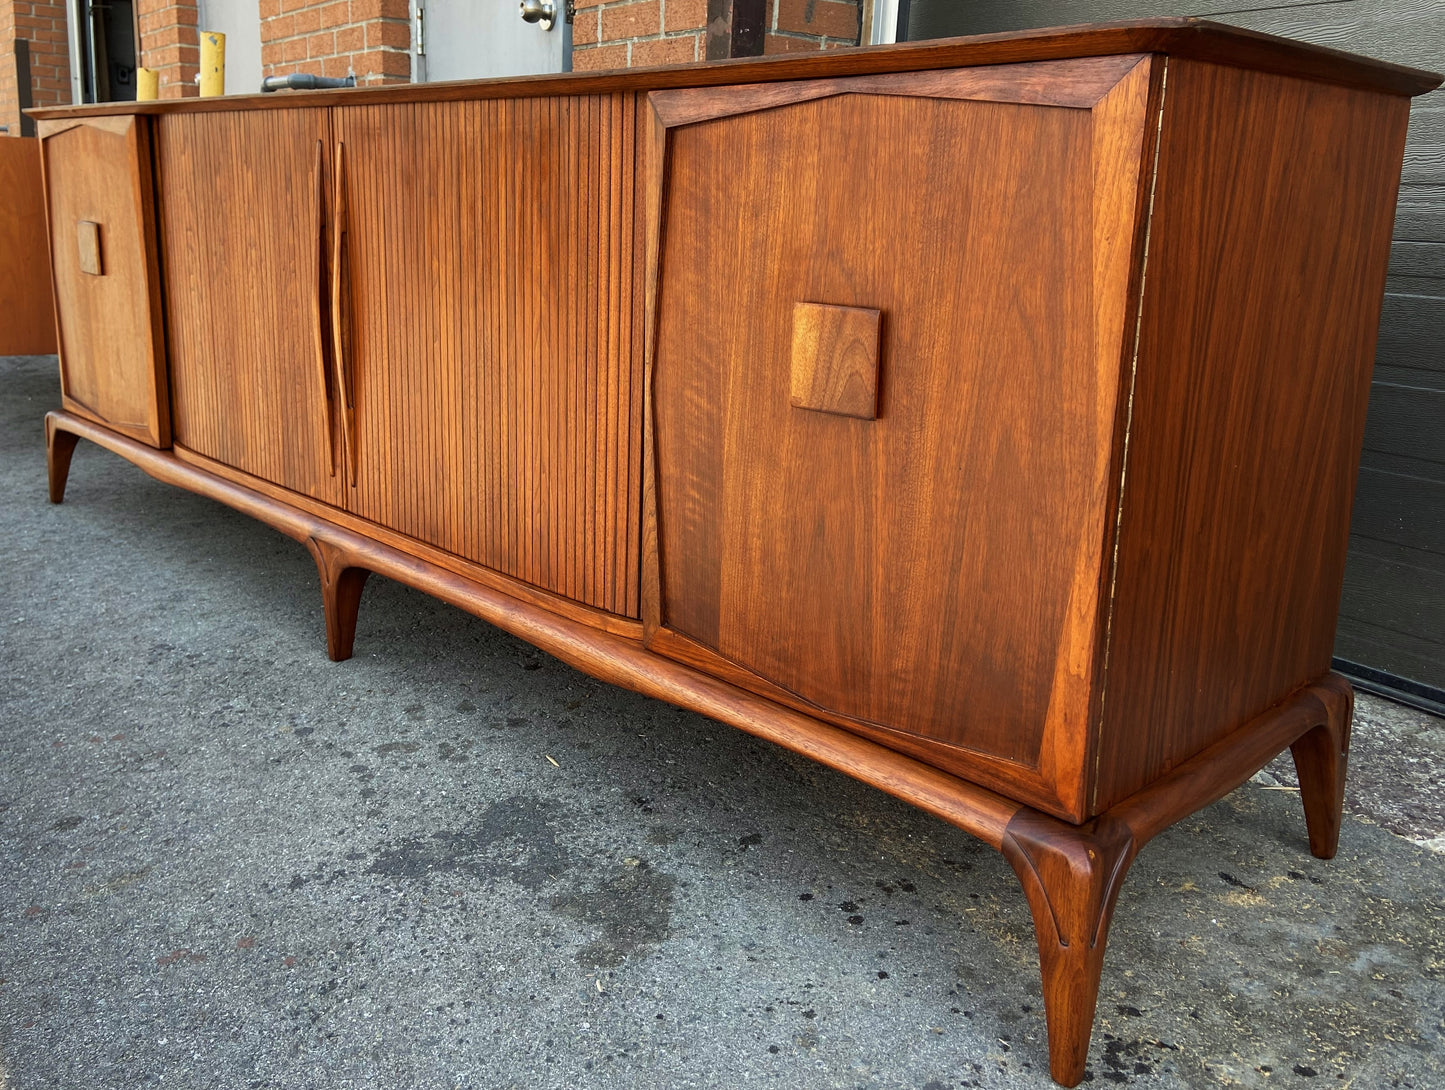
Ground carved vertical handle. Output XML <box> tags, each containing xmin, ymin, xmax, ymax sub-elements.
<box><xmin>313</xmin><ymin>139</ymin><xmax>336</xmax><ymax>477</ymax></box>
<box><xmin>330</xmin><ymin>140</ymin><xmax>357</xmax><ymax>487</ymax></box>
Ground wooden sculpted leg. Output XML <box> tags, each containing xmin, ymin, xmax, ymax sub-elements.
<box><xmin>305</xmin><ymin>535</ymin><xmax>371</xmax><ymax>662</ymax></box>
<box><xmin>1002</xmin><ymin>811</ymin><xmax>1140</xmax><ymax>1088</ymax></box>
<box><xmin>1290</xmin><ymin>674</ymin><xmax>1353</xmax><ymax>860</ymax></box>
<box><xmin>46</xmin><ymin>413</ymin><xmax>81</xmax><ymax>504</ymax></box>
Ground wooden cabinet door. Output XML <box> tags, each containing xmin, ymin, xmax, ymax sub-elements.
<box><xmin>645</xmin><ymin>59</ymin><xmax>1158</xmax><ymax>820</ymax></box>
<box><xmin>155</xmin><ymin>108</ymin><xmax>346</xmax><ymax>508</ymax></box>
<box><xmin>330</xmin><ymin>96</ymin><xmax>643</xmax><ymax>617</ymax></box>
<box><xmin>38</xmin><ymin>116</ymin><xmax>168</xmax><ymax>447</ymax></box>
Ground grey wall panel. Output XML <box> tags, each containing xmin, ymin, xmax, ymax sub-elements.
<box><xmin>1360</xmin><ymin>383</ymin><xmax>1445</xmax><ymax>465</ymax></box>
<box><xmin>1395</xmin><ymin>185</ymin><xmax>1444</xmax><ymax>242</ymax></box>
<box><xmin>1376</xmin><ymin>294</ymin><xmax>1445</xmax><ymax>378</ymax></box>
<box><xmin>1336</xmin><ymin>533</ymin><xmax>1445</xmax><ymax>686</ymax></box>
<box><xmin>1350</xmin><ymin>469</ymin><xmax>1444</xmax><ymax>555</ymax></box>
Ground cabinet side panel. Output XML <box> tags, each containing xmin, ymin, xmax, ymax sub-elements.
<box><xmin>1094</xmin><ymin>60</ymin><xmax>1410</xmax><ymax>812</ymax></box>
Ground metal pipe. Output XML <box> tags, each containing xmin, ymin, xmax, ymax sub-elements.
<box><xmin>260</xmin><ymin>73</ymin><xmax>357</xmax><ymax>93</ymax></box>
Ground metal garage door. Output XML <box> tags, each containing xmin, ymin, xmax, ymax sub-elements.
<box><xmin>904</xmin><ymin>0</ymin><xmax>1444</xmax><ymax>711</ymax></box>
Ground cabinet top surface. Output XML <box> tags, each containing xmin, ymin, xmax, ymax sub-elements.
<box><xmin>29</xmin><ymin>17</ymin><xmax>1441</xmax><ymax>122</ymax></box>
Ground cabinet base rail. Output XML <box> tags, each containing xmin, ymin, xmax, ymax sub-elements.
<box><xmin>45</xmin><ymin>408</ymin><xmax>1352</xmax><ymax>1088</ymax></box>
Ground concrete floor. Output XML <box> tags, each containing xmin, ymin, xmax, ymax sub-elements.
<box><xmin>1</xmin><ymin>352</ymin><xmax>1442</xmax><ymax>1090</ymax></box>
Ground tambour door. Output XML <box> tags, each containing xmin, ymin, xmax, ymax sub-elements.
<box><xmin>329</xmin><ymin>96</ymin><xmax>643</xmax><ymax>617</ymax></box>
<box><xmin>645</xmin><ymin>58</ymin><xmax>1159</xmax><ymax>821</ymax></box>
<box><xmin>156</xmin><ymin>108</ymin><xmax>346</xmax><ymax>508</ymax></box>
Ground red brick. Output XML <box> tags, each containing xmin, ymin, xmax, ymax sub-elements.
<box><xmin>573</xmin><ymin>0</ymin><xmax>604</xmax><ymax>7</ymax></box>
<box><xmin>140</xmin><ymin>4</ymin><xmax>197</xmax><ymax>28</ymax></box>
<box><xmin>261</xmin><ymin>41</ymin><xmax>285</xmax><ymax>65</ymax></box>
<box><xmin>663</xmin><ymin>0</ymin><xmax>704</xmax><ymax>33</ymax></box>
<box><xmin>354</xmin><ymin>47</ymin><xmax>410</xmax><ymax>77</ymax></box>
<box><xmin>572</xmin><ymin>7</ymin><xmax>599</xmax><ymax>45</ymax></box>
<box><xmin>331</xmin><ymin>24</ymin><xmax>361</xmax><ymax>51</ymax></box>
<box><xmin>290</xmin><ymin>8</ymin><xmax>322</xmax><ymax>35</ymax></box>
<box><xmin>282</xmin><ymin>35</ymin><xmax>308</xmax><ymax>60</ymax></box>
<box><xmin>148</xmin><ymin>23</ymin><xmax>196</xmax><ymax>48</ymax></box>
<box><xmin>151</xmin><ymin>42</ymin><xmax>200</xmax><ymax>64</ymax></box>
<box><xmin>570</xmin><ymin>42</ymin><xmax>628</xmax><ymax>70</ymax></box>
<box><xmin>317</xmin><ymin>1</ymin><xmax>350</xmax><ymax>27</ymax></box>
<box><xmin>259</xmin><ymin>0</ymin><xmax>281</xmax><ymax>16</ymax></box>
<box><xmin>600</xmin><ymin>0</ymin><xmax>659</xmax><ymax>41</ymax></box>
<box><xmin>306</xmin><ymin>30</ymin><xmax>336</xmax><ymax>57</ymax></box>
<box><xmin>321</xmin><ymin>52</ymin><xmax>353</xmax><ymax>77</ymax></box>
<box><xmin>365</xmin><ymin>19</ymin><xmax>410</xmax><ymax>49</ymax></box>
<box><xmin>763</xmin><ymin>31</ymin><xmax>816</xmax><ymax>54</ymax></box>
<box><xmin>351</xmin><ymin>0</ymin><xmax>406</xmax><ymax>20</ymax></box>
<box><xmin>159</xmin><ymin>77</ymin><xmax>199</xmax><ymax>98</ymax></box>
<box><xmin>630</xmin><ymin>32</ymin><xmax>694</xmax><ymax>66</ymax></box>
<box><xmin>773</xmin><ymin>0</ymin><xmax>858</xmax><ymax>40</ymax></box>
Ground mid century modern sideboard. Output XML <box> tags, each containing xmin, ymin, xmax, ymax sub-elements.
<box><xmin>31</xmin><ymin>19</ymin><xmax>1440</xmax><ymax>1086</ymax></box>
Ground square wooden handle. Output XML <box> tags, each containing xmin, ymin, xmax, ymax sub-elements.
<box><xmin>77</xmin><ymin>220</ymin><xmax>103</xmax><ymax>277</ymax></box>
<box><xmin>790</xmin><ymin>302</ymin><xmax>881</xmax><ymax>420</ymax></box>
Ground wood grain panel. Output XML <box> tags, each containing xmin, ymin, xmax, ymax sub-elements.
<box><xmin>0</xmin><ymin>136</ymin><xmax>56</xmax><ymax>355</ymax></box>
<box><xmin>1093</xmin><ymin>60</ymin><xmax>1412</xmax><ymax>812</ymax></box>
<box><xmin>789</xmin><ymin>302</ymin><xmax>881</xmax><ymax>419</ymax></box>
<box><xmin>38</xmin><ymin>116</ymin><xmax>168</xmax><ymax>448</ymax></box>
<box><xmin>647</xmin><ymin>55</ymin><xmax>1148</xmax><ymax>127</ymax></box>
<box><xmin>907</xmin><ymin>0</ymin><xmax>1445</xmax><ymax>711</ymax></box>
<box><xmin>333</xmin><ymin>94</ymin><xmax>642</xmax><ymax>617</ymax></box>
<box><xmin>648</xmin><ymin>60</ymin><xmax>1157</xmax><ymax>819</ymax></box>
<box><xmin>155</xmin><ymin>108</ymin><xmax>345</xmax><ymax>508</ymax></box>
<box><xmin>168</xmin><ymin>443</ymin><xmax>646</xmax><ymax>640</ymax></box>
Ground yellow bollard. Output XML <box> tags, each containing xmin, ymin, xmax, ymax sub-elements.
<box><xmin>136</xmin><ymin>67</ymin><xmax>159</xmax><ymax>101</ymax></box>
<box><xmin>199</xmin><ymin>31</ymin><xmax>225</xmax><ymax>96</ymax></box>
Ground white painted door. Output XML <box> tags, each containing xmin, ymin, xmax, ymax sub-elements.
<box><xmin>413</xmin><ymin>0</ymin><xmax>568</xmax><ymax>81</ymax></box>
<box><xmin>197</xmin><ymin>0</ymin><xmax>264</xmax><ymax>94</ymax></box>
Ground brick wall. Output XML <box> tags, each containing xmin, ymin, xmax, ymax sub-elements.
<box><xmin>259</xmin><ymin>0</ymin><xmax>410</xmax><ymax>85</ymax></box>
<box><xmin>572</xmin><ymin>0</ymin><xmax>861</xmax><ymax>71</ymax></box>
<box><xmin>137</xmin><ymin>0</ymin><xmax>200</xmax><ymax>97</ymax></box>
<box><xmin>765</xmin><ymin>0</ymin><xmax>860</xmax><ymax>54</ymax></box>
<box><xmin>1</xmin><ymin>0</ymin><xmax>72</xmax><ymax>133</ymax></box>
<box><xmin>0</xmin><ymin>2</ymin><xmax>16</xmax><ymax>131</ymax></box>
<box><xmin>0</xmin><ymin>0</ymin><xmax>858</xmax><ymax>133</ymax></box>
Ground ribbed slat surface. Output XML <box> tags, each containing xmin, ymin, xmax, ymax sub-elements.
<box><xmin>156</xmin><ymin>97</ymin><xmax>641</xmax><ymax>618</ymax></box>
<box><xmin>157</xmin><ymin>108</ymin><xmax>345</xmax><ymax>509</ymax></box>
<box><xmin>335</xmin><ymin>94</ymin><xmax>640</xmax><ymax>617</ymax></box>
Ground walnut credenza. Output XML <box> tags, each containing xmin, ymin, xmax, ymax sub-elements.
<box><xmin>32</xmin><ymin>19</ymin><xmax>1440</xmax><ymax>1086</ymax></box>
